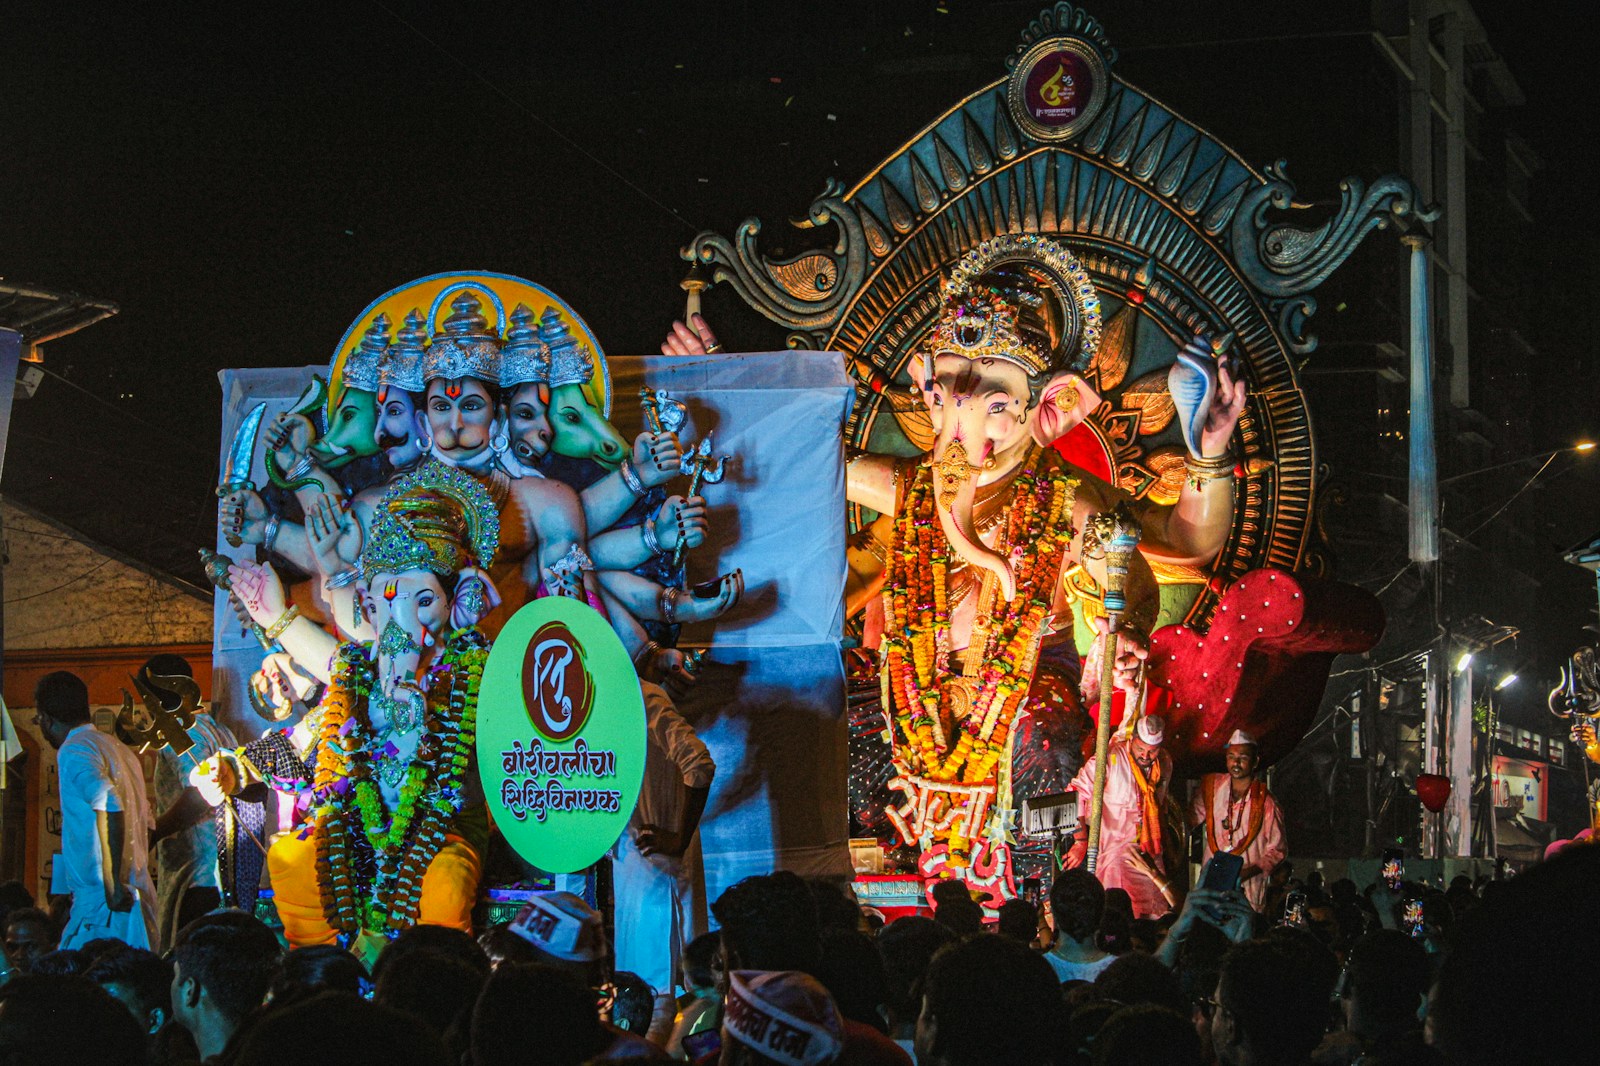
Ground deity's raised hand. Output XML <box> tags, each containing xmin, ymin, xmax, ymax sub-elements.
<box><xmin>1200</xmin><ymin>356</ymin><xmax>1248</xmax><ymax>460</ymax></box>
<box><xmin>635</xmin><ymin>430</ymin><xmax>684</xmax><ymax>487</ymax></box>
<box><xmin>227</xmin><ymin>559</ymin><xmax>287</xmax><ymax>629</ymax></box>
<box><xmin>661</xmin><ymin>569</ymin><xmax>745</xmax><ymax>625</ymax></box>
<box><xmin>1090</xmin><ymin>615</ymin><xmax>1150</xmax><ymax>694</ymax></box>
<box><xmin>450</xmin><ymin>566</ymin><xmax>502</xmax><ymax>631</ymax></box>
<box><xmin>660</xmin><ymin>313</ymin><xmax>720</xmax><ymax>357</ymax></box>
<box><xmin>218</xmin><ymin>488</ymin><xmax>269</xmax><ymax>546</ymax></box>
<box><xmin>266</xmin><ymin>412</ymin><xmax>315</xmax><ymax>467</ymax></box>
<box><xmin>306</xmin><ymin>492</ymin><xmax>361</xmax><ymax>572</ymax></box>
<box><xmin>656</xmin><ymin>494</ymin><xmax>709</xmax><ymax>553</ymax></box>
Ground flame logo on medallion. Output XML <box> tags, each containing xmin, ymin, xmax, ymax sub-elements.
<box><xmin>521</xmin><ymin>621</ymin><xmax>595</xmax><ymax>741</ymax></box>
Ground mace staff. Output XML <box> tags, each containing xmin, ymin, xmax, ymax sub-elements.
<box><xmin>1082</xmin><ymin>503</ymin><xmax>1143</xmax><ymax>875</ymax></box>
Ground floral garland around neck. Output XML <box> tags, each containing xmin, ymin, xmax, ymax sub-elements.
<box><xmin>311</xmin><ymin>628</ymin><xmax>487</xmax><ymax>938</ymax></box>
<box><xmin>878</xmin><ymin>448</ymin><xmax>1077</xmax><ymax>855</ymax></box>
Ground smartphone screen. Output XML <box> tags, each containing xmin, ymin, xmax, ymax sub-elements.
<box><xmin>1200</xmin><ymin>852</ymin><xmax>1244</xmax><ymax>893</ymax></box>
<box><xmin>1402</xmin><ymin>898</ymin><xmax>1425</xmax><ymax>936</ymax></box>
<box><xmin>1283</xmin><ymin>889</ymin><xmax>1308</xmax><ymax>927</ymax></box>
<box><xmin>682</xmin><ymin>1029</ymin><xmax>722</xmax><ymax>1061</ymax></box>
<box><xmin>1382</xmin><ymin>848</ymin><xmax>1404</xmax><ymax>890</ymax></box>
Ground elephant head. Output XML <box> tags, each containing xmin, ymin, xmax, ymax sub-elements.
<box><xmin>913</xmin><ymin>235</ymin><xmax>1105</xmax><ymax>601</ymax></box>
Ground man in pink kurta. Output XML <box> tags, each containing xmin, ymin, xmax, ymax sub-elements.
<box><xmin>1190</xmin><ymin>729</ymin><xmax>1286</xmax><ymax>912</ymax></box>
<box><xmin>1064</xmin><ymin>715</ymin><xmax>1173</xmax><ymax>918</ymax></box>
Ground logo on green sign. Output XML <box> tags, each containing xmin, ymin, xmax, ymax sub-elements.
<box><xmin>477</xmin><ymin>598</ymin><xmax>645</xmax><ymax>873</ymax></box>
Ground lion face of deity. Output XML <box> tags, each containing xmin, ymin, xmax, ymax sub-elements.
<box><xmin>505</xmin><ymin>381</ymin><xmax>553</xmax><ymax>463</ymax></box>
<box><xmin>376</xmin><ymin>388</ymin><xmax>425</xmax><ymax>470</ymax></box>
<box><xmin>420</xmin><ymin>378</ymin><xmax>499</xmax><ymax>468</ymax></box>
<box><xmin>361</xmin><ymin>569</ymin><xmax>452</xmax><ymax>665</ymax></box>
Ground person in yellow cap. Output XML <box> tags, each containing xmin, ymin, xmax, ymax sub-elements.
<box><xmin>1190</xmin><ymin>729</ymin><xmax>1286</xmax><ymax>912</ymax></box>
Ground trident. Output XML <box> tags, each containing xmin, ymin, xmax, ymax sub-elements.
<box><xmin>672</xmin><ymin>433</ymin><xmax>727</xmax><ymax>568</ymax></box>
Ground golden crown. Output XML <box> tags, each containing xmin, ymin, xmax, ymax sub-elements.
<box><xmin>925</xmin><ymin>234</ymin><xmax>1101</xmax><ymax>378</ymax></box>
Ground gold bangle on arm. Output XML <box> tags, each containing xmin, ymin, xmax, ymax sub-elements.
<box><xmin>1184</xmin><ymin>451</ymin><xmax>1237</xmax><ymax>492</ymax></box>
<box><xmin>264</xmin><ymin>605</ymin><xmax>301</xmax><ymax>642</ymax></box>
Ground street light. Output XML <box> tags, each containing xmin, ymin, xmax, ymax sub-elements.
<box><xmin>1454</xmin><ymin>651</ymin><xmax>1473</xmax><ymax>672</ymax></box>
<box><xmin>1495</xmin><ymin>673</ymin><xmax>1518</xmax><ymax>691</ymax></box>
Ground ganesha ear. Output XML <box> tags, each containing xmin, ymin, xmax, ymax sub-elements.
<box><xmin>1031</xmin><ymin>372</ymin><xmax>1101</xmax><ymax>446</ymax></box>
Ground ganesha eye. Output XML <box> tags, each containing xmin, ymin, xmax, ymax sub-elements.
<box><xmin>932</xmin><ymin>394</ymin><xmax>943</xmax><ymax>407</ymax></box>
<box><xmin>417</xmin><ymin>593</ymin><xmax>434</xmax><ymax>608</ymax></box>
<box><xmin>561</xmin><ymin>408</ymin><xmax>580</xmax><ymax>424</ymax></box>
<box><xmin>989</xmin><ymin>401</ymin><xmax>1008</xmax><ymax>415</ymax></box>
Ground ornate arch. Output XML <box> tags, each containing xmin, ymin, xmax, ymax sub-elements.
<box><xmin>685</xmin><ymin>2</ymin><xmax>1431</xmax><ymax>627</ymax></box>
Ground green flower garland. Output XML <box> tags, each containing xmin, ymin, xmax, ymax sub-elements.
<box><xmin>311</xmin><ymin>628</ymin><xmax>487</xmax><ymax>938</ymax></box>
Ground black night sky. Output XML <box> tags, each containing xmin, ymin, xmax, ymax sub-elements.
<box><xmin>5</xmin><ymin>0</ymin><xmax>1597</xmax><ymax>703</ymax></box>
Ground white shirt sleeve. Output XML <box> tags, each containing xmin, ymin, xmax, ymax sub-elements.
<box><xmin>58</xmin><ymin>735</ymin><xmax>120</xmax><ymax>813</ymax></box>
<box><xmin>642</xmin><ymin>684</ymin><xmax>715</xmax><ymax>789</ymax></box>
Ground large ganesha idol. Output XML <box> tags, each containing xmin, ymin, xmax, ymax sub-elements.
<box><xmin>843</xmin><ymin>235</ymin><xmax>1242</xmax><ymax>878</ymax></box>
<box><xmin>206</xmin><ymin>273</ymin><xmax>745</xmax><ymax>945</ymax></box>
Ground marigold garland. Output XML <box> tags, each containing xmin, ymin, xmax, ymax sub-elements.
<box><xmin>310</xmin><ymin>629</ymin><xmax>487</xmax><ymax>938</ymax></box>
<box><xmin>879</xmin><ymin>448</ymin><xmax>1077</xmax><ymax>860</ymax></box>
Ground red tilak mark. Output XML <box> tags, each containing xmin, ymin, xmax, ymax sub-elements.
<box><xmin>377</xmin><ymin>386</ymin><xmax>390</xmax><ymax>404</ymax></box>
<box><xmin>384</xmin><ymin>581</ymin><xmax>398</xmax><ymax>602</ymax></box>
<box><xmin>446</xmin><ymin>382</ymin><xmax>462</xmax><ymax>399</ymax></box>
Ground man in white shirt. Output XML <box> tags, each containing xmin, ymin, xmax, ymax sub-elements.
<box><xmin>1063</xmin><ymin>714</ymin><xmax>1174</xmax><ymax>918</ymax></box>
<box><xmin>1190</xmin><ymin>729</ymin><xmax>1286</xmax><ymax>912</ymax></box>
<box><xmin>613</xmin><ymin>681</ymin><xmax>716</xmax><ymax>1003</ymax></box>
<box><xmin>33</xmin><ymin>671</ymin><xmax>158</xmax><ymax>950</ymax></box>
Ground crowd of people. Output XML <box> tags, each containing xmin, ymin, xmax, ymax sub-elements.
<box><xmin>0</xmin><ymin>840</ymin><xmax>1592</xmax><ymax>1066</ymax></box>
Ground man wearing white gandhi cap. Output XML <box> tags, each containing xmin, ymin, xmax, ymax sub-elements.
<box><xmin>1189</xmin><ymin>728</ymin><xmax>1287</xmax><ymax>912</ymax></box>
<box><xmin>1064</xmin><ymin>714</ymin><xmax>1174</xmax><ymax>918</ymax></box>
<box><xmin>722</xmin><ymin>970</ymin><xmax>845</xmax><ymax>1066</ymax></box>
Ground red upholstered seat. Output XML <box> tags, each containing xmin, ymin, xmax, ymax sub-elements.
<box><xmin>1142</xmin><ymin>569</ymin><xmax>1384</xmax><ymax>774</ymax></box>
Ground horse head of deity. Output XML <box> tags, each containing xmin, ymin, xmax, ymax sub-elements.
<box><xmin>539</xmin><ymin>307</ymin><xmax>630</xmax><ymax>469</ymax></box>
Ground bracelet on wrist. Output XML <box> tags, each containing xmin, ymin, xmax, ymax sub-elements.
<box><xmin>641</xmin><ymin>520</ymin><xmax>664</xmax><ymax>557</ymax></box>
<box><xmin>286</xmin><ymin>453</ymin><xmax>315</xmax><ymax>484</ymax></box>
<box><xmin>659</xmin><ymin>586</ymin><xmax>681</xmax><ymax>626</ymax></box>
<box><xmin>264</xmin><ymin>604</ymin><xmax>301</xmax><ymax>642</ymax></box>
<box><xmin>326</xmin><ymin>567</ymin><xmax>360</xmax><ymax>589</ymax></box>
<box><xmin>632</xmin><ymin>639</ymin><xmax>661</xmax><ymax>672</ymax></box>
<box><xmin>262</xmin><ymin>513</ymin><xmax>281</xmax><ymax>552</ymax></box>
<box><xmin>619</xmin><ymin>457</ymin><xmax>647</xmax><ymax>497</ymax></box>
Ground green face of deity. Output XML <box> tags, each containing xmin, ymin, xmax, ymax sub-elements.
<box><xmin>313</xmin><ymin>386</ymin><xmax>381</xmax><ymax>466</ymax></box>
<box><xmin>547</xmin><ymin>383</ymin><xmax>629</xmax><ymax>469</ymax></box>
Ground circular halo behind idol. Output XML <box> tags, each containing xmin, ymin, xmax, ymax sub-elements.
<box><xmin>327</xmin><ymin>271</ymin><xmax>612</xmax><ymax>416</ymax></box>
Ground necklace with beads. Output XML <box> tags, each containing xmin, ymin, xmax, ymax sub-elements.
<box><xmin>878</xmin><ymin>447</ymin><xmax>1077</xmax><ymax>849</ymax></box>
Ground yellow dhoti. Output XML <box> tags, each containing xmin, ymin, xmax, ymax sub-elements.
<box><xmin>267</xmin><ymin>829</ymin><xmax>484</xmax><ymax>948</ymax></box>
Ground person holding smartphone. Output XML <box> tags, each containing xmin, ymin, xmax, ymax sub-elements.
<box><xmin>1189</xmin><ymin>730</ymin><xmax>1286</xmax><ymax>912</ymax></box>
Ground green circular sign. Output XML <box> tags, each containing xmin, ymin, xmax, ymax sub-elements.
<box><xmin>477</xmin><ymin>597</ymin><xmax>646</xmax><ymax>873</ymax></box>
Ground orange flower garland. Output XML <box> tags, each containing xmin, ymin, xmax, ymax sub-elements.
<box><xmin>879</xmin><ymin>448</ymin><xmax>1077</xmax><ymax>861</ymax></box>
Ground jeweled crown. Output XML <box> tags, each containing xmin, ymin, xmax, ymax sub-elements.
<box><xmin>342</xmin><ymin>312</ymin><xmax>390</xmax><ymax>393</ymax></box>
<box><xmin>379</xmin><ymin>308</ymin><xmax>428</xmax><ymax>394</ymax></box>
<box><xmin>926</xmin><ymin>234</ymin><xmax>1102</xmax><ymax>378</ymax></box>
<box><xmin>361</xmin><ymin>457</ymin><xmax>501</xmax><ymax>583</ymax></box>
<box><xmin>499</xmin><ymin>303</ymin><xmax>551</xmax><ymax>389</ymax></box>
<box><xmin>422</xmin><ymin>292</ymin><xmax>503</xmax><ymax>385</ymax></box>
<box><xmin>540</xmin><ymin>308</ymin><xmax>595</xmax><ymax>389</ymax></box>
